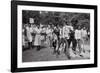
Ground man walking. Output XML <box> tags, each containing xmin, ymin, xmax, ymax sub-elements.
<box><xmin>62</xmin><ymin>23</ymin><xmax>71</xmax><ymax>59</ymax></box>
<box><xmin>75</xmin><ymin>26</ymin><xmax>83</xmax><ymax>56</ymax></box>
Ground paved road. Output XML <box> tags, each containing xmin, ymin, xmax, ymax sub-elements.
<box><xmin>22</xmin><ymin>44</ymin><xmax>90</xmax><ymax>62</ymax></box>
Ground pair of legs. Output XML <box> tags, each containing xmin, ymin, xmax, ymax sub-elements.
<box><xmin>52</xmin><ymin>39</ymin><xmax>58</xmax><ymax>54</ymax></box>
<box><xmin>76</xmin><ymin>39</ymin><xmax>83</xmax><ymax>55</ymax></box>
<box><xmin>36</xmin><ymin>46</ymin><xmax>41</xmax><ymax>51</ymax></box>
<box><xmin>82</xmin><ymin>37</ymin><xmax>87</xmax><ymax>53</ymax></box>
<box><xmin>33</xmin><ymin>45</ymin><xmax>41</xmax><ymax>51</ymax></box>
<box><xmin>58</xmin><ymin>38</ymin><xmax>67</xmax><ymax>52</ymax></box>
<box><xmin>48</xmin><ymin>36</ymin><xmax>53</xmax><ymax>48</ymax></box>
<box><xmin>28</xmin><ymin>42</ymin><xmax>32</xmax><ymax>49</ymax></box>
<box><xmin>58</xmin><ymin>37</ymin><xmax>71</xmax><ymax>59</ymax></box>
<box><xmin>68</xmin><ymin>38</ymin><xmax>77</xmax><ymax>52</ymax></box>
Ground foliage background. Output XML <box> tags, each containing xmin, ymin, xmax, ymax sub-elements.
<box><xmin>22</xmin><ymin>10</ymin><xmax>90</xmax><ymax>31</ymax></box>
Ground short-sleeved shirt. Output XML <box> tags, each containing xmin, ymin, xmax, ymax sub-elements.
<box><xmin>63</xmin><ymin>25</ymin><xmax>70</xmax><ymax>38</ymax></box>
<box><xmin>75</xmin><ymin>29</ymin><xmax>82</xmax><ymax>39</ymax></box>
<box><xmin>81</xmin><ymin>29</ymin><xmax>87</xmax><ymax>38</ymax></box>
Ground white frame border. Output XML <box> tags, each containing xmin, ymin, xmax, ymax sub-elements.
<box><xmin>17</xmin><ymin>5</ymin><xmax>94</xmax><ymax>68</ymax></box>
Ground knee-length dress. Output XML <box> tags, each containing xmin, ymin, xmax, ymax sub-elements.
<box><xmin>34</xmin><ymin>27</ymin><xmax>41</xmax><ymax>46</ymax></box>
<box><xmin>26</xmin><ymin>26</ymin><xmax>33</xmax><ymax>43</ymax></box>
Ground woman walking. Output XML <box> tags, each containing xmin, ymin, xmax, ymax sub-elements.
<box><xmin>26</xmin><ymin>24</ymin><xmax>33</xmax><ymax>49</ymax></box>
<box><xmin>34</xmin><ymin>25</ymin><xmax>42</xmax><ymax>51</ymax></box>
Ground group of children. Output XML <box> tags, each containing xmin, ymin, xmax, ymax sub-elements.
<box><xmin>22</xmin><ymin>22</ymin><xmax>89</xmax><ymax>59</ymax></box>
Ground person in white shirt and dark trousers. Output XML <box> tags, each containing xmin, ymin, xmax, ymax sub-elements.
<box><xmin>75</xmin><ymin>26</ymin><xmax>83</xmax><ymax>56</ymax></box>
<box><xmin>61</xmin><ymin>23</ymin><xmax>71</xmax><ymax>59</ymax></box>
